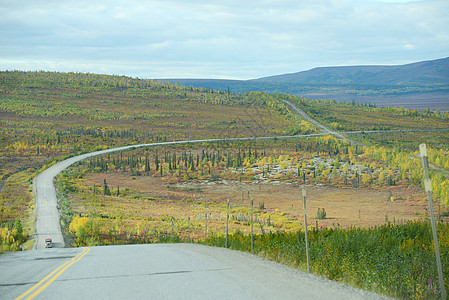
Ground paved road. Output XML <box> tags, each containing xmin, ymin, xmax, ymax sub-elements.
<box><xmin>280</xmin><ymin>99</ymin><xmax>345</xmax><ymax>138</ymax></box>
<box><xmin>1</xmin><ymin>244</ymin><xmax>388</xmax><ymax>300</ymax></box>
<box><xmin>33</xmin><ymin>145</ymin><xmax>145</xmax><ymax>249</ymax></box>
<box><xmin>280</xmin><ymin>99</ymin><xmax>367</xmax><ymax>147</ymax></box>
<box><xmin>26</xmin><ymin>134</ymin><xmax>391</xmax><ymax>299</ymax></box>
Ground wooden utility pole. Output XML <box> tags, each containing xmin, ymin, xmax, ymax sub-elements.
<box><xmin>420</xmin><ymin>143</ymin><xmax>446</xmax><ymax>300</ymax></box>
<box><xmin>251</xmin><ymin>194</ymin><xmax>254</xmax><ymax>254</ymax></box>
<box><xmin>204</xmin><ymin>212</ymin><xmax>208</xmax><ymax>246</ymax></box>
<box><xmin>188</xmin><ymin>216</ymin><xmax>190</xmax><ymax>243</ymax></box>
<box><xmin>171</xmin><ymin>218</ymin><xmax>174</xmax><ymax>243</ymax></box>
<box><xmin>302</xmin><ymin>188</ymin><xmax>310</xmax><ymax>273</ymax></box>
<box><xmin>226</xmin><ymin>199</ymin><xmax>229</xmax><ymax>248</ymax></box>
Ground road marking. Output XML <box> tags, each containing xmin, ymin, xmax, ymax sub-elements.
<box><xmin>15</xmin><ymin>247</ymin><xmax>90</xmax><ymax>300</ymax></box>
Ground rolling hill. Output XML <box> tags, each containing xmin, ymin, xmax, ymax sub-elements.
<box><xmin>161</xmin><ymin>57</ymin><xmax>449</xmax><ymax>110</ymax></box>
<box><xmin>255</xmin><ymin>57</ymin><xmax>449</xmax><ymax>85</ymax></box>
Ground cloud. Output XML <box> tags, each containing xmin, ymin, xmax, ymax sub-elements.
<box><xmin>0</xmin><ymin>0</ymin><xmax>448</xmax><ymax>78</ymax></box>
<box><xmin>403</xmin><ymin>44</ymin><xmax>415</xmax><ymax>50</ymax></box>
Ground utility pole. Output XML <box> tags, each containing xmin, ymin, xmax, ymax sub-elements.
<box><xmin>420</xmin><ymin>143</ymin><xmax>446</xmax><ymax>300</ymax></box>
<box><xmin>171</xmin><ymin>218</ymin><xmax>174</xmax><ymax>243</ymax></box>
<box><xmin>302</xmin><ymin>188</ymin><xmax>310</xmax><ymax>273</ymax></box>
<box><xmin>187</xmin><ymin>216</ymin><xmax>190</xmax><ymax>243</ymax></box>
<box><xmin>204</xmin><ymin>212</ymin><xmax>208</xmax><ymax>246</ymax></box>
<box><xmin>250</xmin><ymin>194</ymin><xmax>254</xmax><ymax>254</ymax></box>
<box><xmin>204</xmin><ymin>198</ymin><xmax>208</xmax><ymax>246</ymax></box>
<box><xmin>226</xmin><ymin>199</ymin><xmax>229</xmax><ymax>248</ymax></box>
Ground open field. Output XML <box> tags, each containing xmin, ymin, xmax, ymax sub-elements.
<box><xmin>74</xmin><ymin>171</ymin><xmax>429</xmax><ymax>231</ymax></box>
<box><xmin>197</xmin><ymin>182</ymin><xmax>428</xmax><ymax>227</ymax></box>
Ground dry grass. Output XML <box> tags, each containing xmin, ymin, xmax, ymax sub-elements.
<box><xmin>72</xmin><ymin>172</ymin><xmax>431</xmax><ymax>237</ymax></box>
<box><xmin>176</xmin><ymin>181</ymin><xmax>430</xmax><ymax>228</ymax></box>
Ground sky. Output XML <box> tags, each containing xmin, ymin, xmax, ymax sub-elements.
<box><xmin>0</xmin><ymin>0</ymin><xmax>448</xmax><ymax>79</ymax></box>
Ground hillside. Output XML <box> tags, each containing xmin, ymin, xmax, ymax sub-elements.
<box><xmin>162</xmin><ymin>57</ymin><xmax>449</xmax><ymax>110</ymax></box>
<box><xmin>0</xmin><ymin>70</ymin><xmax>315</xmax><ymax>231</ymax></box>
<box><xmin>255</xmin><ymin>57</ymin><xmax>449</xmax><ymax>85</ymax></box>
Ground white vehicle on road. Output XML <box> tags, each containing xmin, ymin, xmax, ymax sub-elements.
<box><xmin>45</xmin><ymin>238</ymin><xmax>52</xmax><ymax>248</ymax></box>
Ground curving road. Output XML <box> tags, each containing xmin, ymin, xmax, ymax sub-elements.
<box><xmin>33</xmin><ymin>135</ymin><xmax>331</xmax><ymax>250</ymax></box>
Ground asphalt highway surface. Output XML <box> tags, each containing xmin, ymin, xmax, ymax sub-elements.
<box><xmin>1</xmin><ymin>244</ymin><xmax>388</xmax><ymax>300</ymax></box>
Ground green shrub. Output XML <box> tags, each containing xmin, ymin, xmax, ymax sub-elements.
<box><xmin>207</xmin><ymin>220</ymin><xmax>448</xmax><ymax>299</ymax></box>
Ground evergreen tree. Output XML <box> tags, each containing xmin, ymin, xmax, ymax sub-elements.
<box><xmin>155</xmin><ymin>152</ymin><xmax>159</xmax><ymax>171</ymax></box>
<box><xmin>103</xmin><ymin>179</ymin><xmax>110</xmax><ymax>195</ymax></box>
<box><xmin>14</xmin><ymin>219</ymin><xmax>23</xmax><ymax>235</ymax></box>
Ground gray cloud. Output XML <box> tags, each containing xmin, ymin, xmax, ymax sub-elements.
<box><xmin>0</xmin><ymin>0</ymin><xmax>447</xmax><ymax>79</ymax></box>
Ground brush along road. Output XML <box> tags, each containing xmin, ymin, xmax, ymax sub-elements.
<box><xmin>1</xmin><ymin>244</ymin><xmax>388</xmax><ymax>299</ymax></box>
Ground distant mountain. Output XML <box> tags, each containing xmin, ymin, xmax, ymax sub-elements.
<box><xmin>254</xmin><ymin>57</ymin><xmax>449</xmax><ymax>85</ymax></box>
<box><xmin>159</xmin><ymin>57</ymin><xmax>449</xmax><ymax>110</ymax></box>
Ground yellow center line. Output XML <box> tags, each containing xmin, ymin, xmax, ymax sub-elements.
<box><xmin>15</xmin><ymin>247</ymin><xmax>90</xmax><ymax>300</ymax></box>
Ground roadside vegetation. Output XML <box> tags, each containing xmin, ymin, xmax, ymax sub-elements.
<box><xmin>207</xmin><ymin>221</ymin><xmax>449</xmax><ymax>299</ymax></box>
<box><xmin>1</xmin><ymin>71</ymin><xmax>449</xmax><ymax>298</ymax></box>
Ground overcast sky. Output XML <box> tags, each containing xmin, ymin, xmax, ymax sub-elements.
<box><xmin>0</xmin><ymin>0</ymin><xmax>448</xmax><ymax>79</ymax></box>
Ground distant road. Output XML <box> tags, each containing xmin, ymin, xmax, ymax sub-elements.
<box><xmin>1</xmin><ymin>244</ymin><xmax>387</xmax><ymax>299</ymax></box>
<box><xmin>280</xmin><ymin>99</ymin><xmax>343</xmax><ymax>137</ymax></box>
<box><xmin>281</xmin><ymin>99</ymin><xmax>449</xmax><ymax>146</ymax></box>
<box><xmin>280</xmin><ymin>99</ymin><xmax>366</xmax><ymax>146</ymax></box>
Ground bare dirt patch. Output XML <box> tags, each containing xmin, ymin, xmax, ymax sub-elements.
<box><xmin>82</xmin><ymin>173</ymin><xmax>429</xmax><ymax>230</ymax></box>
<box><xmin>185</xmin><ymin>181</ymin><xmax>428</xmax><ymax>228</ymax></box>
